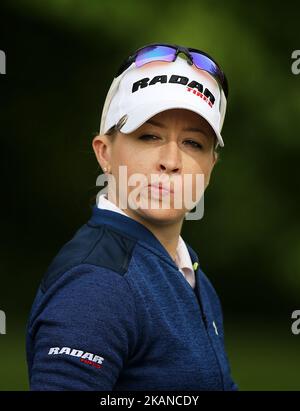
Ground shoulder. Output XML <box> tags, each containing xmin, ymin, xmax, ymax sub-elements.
<box><xmin>41</xmin><ymin>220</ymin><xmax>138</xmax><ymax>293</ymax></box>
<box><xmin>28</xmin><ymin>261</ymin><xmax>139</xmax><ymax>347</ymax></box>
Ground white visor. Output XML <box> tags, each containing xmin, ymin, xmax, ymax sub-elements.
<box><xmin>100</xmin><ymin>56</ymin><xmax>227</xmax><ymax>147</ymax></box>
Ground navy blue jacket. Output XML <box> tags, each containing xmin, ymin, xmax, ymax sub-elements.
<box><xmin>26</xmin><ymin>205</ymin><xmax>238</xmax><ymax>391</ymax></box>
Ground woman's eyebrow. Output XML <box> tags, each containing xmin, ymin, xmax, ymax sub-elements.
<box><xmin>145</xmin><ymin>119</ymin><xmax>166</xmax><ymax>128</ymax></box>
<box><xmin>183</xmin><ymin>127</ymin><xmax>207</xmax><ymax>134</ymax></box>
<box><xmin>145</xmin><ymin>119</ymin><xmax>207</xmax><ymax>134</ymax></box>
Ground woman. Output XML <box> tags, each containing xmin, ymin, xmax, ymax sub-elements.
<box><xmin>26</xmin><ymin>43</ymin><xmax>238</xmax><ymax>391</ymax></box>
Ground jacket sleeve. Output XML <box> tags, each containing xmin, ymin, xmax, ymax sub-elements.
<box><xmin>27</xmin><ymin>263</ymin><xmax>139</xmax><ymax>391</ymax></box>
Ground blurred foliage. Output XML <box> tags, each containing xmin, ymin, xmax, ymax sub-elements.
<box><xmin>1</xmin><ymin>0</ymin><xmax>300</xmax><ymax>390</ymax></box>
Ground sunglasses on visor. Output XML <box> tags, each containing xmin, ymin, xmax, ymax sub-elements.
<box><xmin>115</xmin><ymin>43</ymin><xmax>229</xmax><ymax>99</ymax></box>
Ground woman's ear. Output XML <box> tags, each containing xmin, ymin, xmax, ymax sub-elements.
<box><xmin>205</xmin><ymin>149</ymin><xmax>219</xmax><ymax>189</ymax></box>
<box><xmin>213</xmin><ymin>150</ymin><xmax>219</xmax><ymax>166</ymax></box>
<box><xmin>92</xmin><ymin>134</ymin><xmax>112</xmax><ymax>170</ymax></box>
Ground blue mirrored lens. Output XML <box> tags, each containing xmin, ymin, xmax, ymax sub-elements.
<box><xmin>190</xmin><ymin>52</ymin><xmax>222</xmax><ymax>81</ymax></box>
<box><xmin>135</xmin><ymin>46</ymin><xmax>176</xmax><ymax>67</ymax></box>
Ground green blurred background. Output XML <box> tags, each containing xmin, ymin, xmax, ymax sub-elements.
<box><xmin>1</xmin><ymin>0</ymin><xmax>300</xmax><ymax>390</ymax></box>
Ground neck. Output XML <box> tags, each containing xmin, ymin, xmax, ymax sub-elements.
<box><xmin>124</xmin><ymin>210</ymin><xmax>183</xmax><ymax>263</ymax></box>
<box><xmin>105</xmin><ymin>191</ymin><xmax>183</xmax><ymax>262</ymax></box>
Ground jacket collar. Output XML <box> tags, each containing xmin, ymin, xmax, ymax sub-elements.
<box><xmin>88</xmin><ymin>204</ymin><xmax>199</xmax><ymax>271</ymax></box>
<box><xmin>88</xmin><ymin>205</ymin><xmax>177</xmax><ymax>265</ymax></box>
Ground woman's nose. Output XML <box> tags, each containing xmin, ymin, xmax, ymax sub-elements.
<box><xmin>158</xmin><ymin>141</ymin><xmax>182</xmax><ymax>173</ymax></box>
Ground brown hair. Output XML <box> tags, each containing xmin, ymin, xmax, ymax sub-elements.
<box><xmin>105</xmin><ymin>125</ymin><xmax>119</xmax><ymax>140</ymax></box>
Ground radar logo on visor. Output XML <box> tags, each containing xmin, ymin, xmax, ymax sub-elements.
<box><xmin>131</xmin><ymin>73</ymin><xmax>216</xmax><ymax>108</ymax></box>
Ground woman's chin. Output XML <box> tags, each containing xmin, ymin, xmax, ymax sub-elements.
<box><xmin>135</xmin><ymin>206</ymin><xmax>186</xmax><ymax>225</ymax></box>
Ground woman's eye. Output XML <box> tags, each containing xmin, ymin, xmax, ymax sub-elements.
<box><xmin>138</xmin><ymin>135</ymin><xmax>203</xmax><ymax>149</ymax></box>
<box><xmin>138</xmin><ymin>134</ymin><xmax>159</xmax><ymax>141</ymax></box>
<box><xmin>183</xmin><ymin>140</ymin><xmax>203</xmax><ymax>150</ymax></box>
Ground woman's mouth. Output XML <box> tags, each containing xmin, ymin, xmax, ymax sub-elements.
<box><xmin>148</xmin><ymin>183</ymin><xmax>174</xmax><ymax>197</ymax></box>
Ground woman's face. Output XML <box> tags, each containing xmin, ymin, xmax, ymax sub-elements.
<box><xmin>93</xmin><ymin>108</ymin><xmax>218</xmax><ymax>225</ymax></box>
